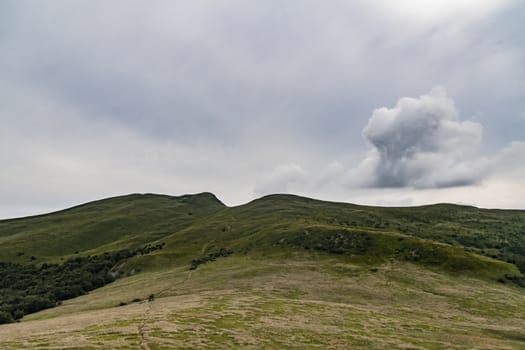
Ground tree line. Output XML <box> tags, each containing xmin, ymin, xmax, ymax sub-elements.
<box><xmin>0</xmin><ymin>243</ymin><xmax>165</xmax><ymax>324</ymax></box>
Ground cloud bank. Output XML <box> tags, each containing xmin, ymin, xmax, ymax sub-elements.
<box><xmin>1</xmin><ymin>1</ymin><xmax>524</xmax><ymax>217</ymax></box>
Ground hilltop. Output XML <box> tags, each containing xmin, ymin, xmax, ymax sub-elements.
<box><xmin>0</xmin><ymin>193</ymin><xmax>525</xmax><ymax>349</ymax></box>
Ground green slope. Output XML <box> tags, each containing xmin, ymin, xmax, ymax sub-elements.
<box><xmin>1</xmin><ymin>193</ymin><xmax>525</xmax><ymax>349</ymax></box>
<box><xmin>144</xmin><ymin>194</ymin><xmax>522</xmax><ymax>282</ymax></box>
<box><xmin>1</xmin><ymin>193</ymin><xmax>524</xmax><ymax>280</ymax></box>
<box><xmin>0</xmin><ymin>192</ymin><xmax>225</xmax><ymax>262</ymax></box>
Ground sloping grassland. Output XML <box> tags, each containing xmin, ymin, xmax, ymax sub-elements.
<box><xmin>0</xmin><ymin>193</ymin><xmax>524</xmax><ymax>349</ymax></box>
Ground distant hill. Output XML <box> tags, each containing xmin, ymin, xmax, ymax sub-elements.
<box><xmin>1</xmin><ymin>193</ymin><xmax>525</xmax><ymax>349</ymax></box>
<box><xmin>1</xmin><ymin>192</ymin><xmax>524</xmax><ymax>278</ymax></box>
<box><xmin>0</xmin><ymin>192</ymin><xmax>225</xmax><ymax>261</ymax></box>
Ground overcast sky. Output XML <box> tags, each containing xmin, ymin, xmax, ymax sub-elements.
<box><xmin>1</xmin><ymin>0</ymin><xmax>525</xmax><ymax>218</ymax></box>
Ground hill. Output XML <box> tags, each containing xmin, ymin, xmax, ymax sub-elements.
<box><xmin>0</xmin><ymin>193</ymin><xmax>525</xmax><ymax>349</ymax></box>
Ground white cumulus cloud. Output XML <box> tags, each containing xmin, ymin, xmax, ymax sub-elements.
<box><xmin>350</xmin><ymin>87</ymin><xmax>487</xmax><ymax>188</ymax></box>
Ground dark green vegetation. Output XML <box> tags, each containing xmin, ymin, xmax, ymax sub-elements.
<box><xmin>0</xmin><ymin>193</ymin><xmax>524</xmax><ymax>325</ymax></box>
<box><xmin>0</xmin><ymin>244</ymin><xmax>164</xmax><ymax>324</ymax></box>
<box><xmin>190</xmin><ymin>247</ymin><xmax>233</xmax><ymax>270</ymax></box>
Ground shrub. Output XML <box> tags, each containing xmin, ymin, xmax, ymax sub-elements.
<box><xmin>189</xmin><ymin>248</ymin><xmax>233</xmax><ymax>270</ymax></box>
<box><xmin>0</xmin><ymin>311</ymin><xmax>14</xmax><ymax>324</ymax></box>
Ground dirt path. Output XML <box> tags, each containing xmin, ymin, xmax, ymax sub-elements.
<box><xmin>137</xmin><ymin>300</ymin><xmax>152</xmax><ymax>350</ymax></box>
<box><xmin>137</xmin><ymin>266</ymin><xmax>195</xmax><ymax>349</ymax></box>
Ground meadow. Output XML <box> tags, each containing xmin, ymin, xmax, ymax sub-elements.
<box><xmin>0</xmin><ymin>193</ymin><xmax>524</xmax><ymax>348</ymax></box>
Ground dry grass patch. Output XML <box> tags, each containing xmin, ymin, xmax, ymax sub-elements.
<box><xmin>1</xmin><ymin>256</ymin><xmax>525</xmax><ymax>349</ymax></box>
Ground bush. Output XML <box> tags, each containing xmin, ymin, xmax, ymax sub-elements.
<box><xmin>21</xmin><ymin>296</ymin><xmax>55</xmax><ymax>314</ymax></box>
<box><xmin>189</xmin><ymin>248</ymin><xmax>233</xmax><ymax>270</ymax></box>
<box><xmin>0</xmin><ymin>311</ymin><xmax>14</xmax><ymax>324</ymax></box>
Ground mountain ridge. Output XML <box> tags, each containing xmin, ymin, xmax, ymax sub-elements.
<box><xmin>4</xmin><ymin>191</ymin><xmax>523</xmax><ymax>224</ymax></box>
<box><xmin>1</xmin><ymin>192</ymin><xmax>523</xmax><ymax>278</ymax></box>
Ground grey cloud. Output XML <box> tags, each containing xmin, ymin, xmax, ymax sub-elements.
<box><xmin>1</xmin><ymin>1</ymin><xmax>525</xmax><ymax>217</ymax></box>
<box><xmin>356</xmin><ymin>87</ymin><xmax>485</xmax><ymax>188</ymax></box>
<box><xmin>254</xmin><ymin>164</ymin><xmax>306</xmax><ymax>196</ymax></box>
<box><xmin>492</xmin><ymin>141</ymin><xmax>525</xmax><ymax>178</ymax></box>
<box><xmin>4</xmin><ymin>1</ymin><xmax>523</xmax><ymax>151</ymax></box>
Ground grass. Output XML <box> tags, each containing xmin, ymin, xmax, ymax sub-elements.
<box><xmin>1</xmin><ymin>192</ymin><xmax>524</xmax><ymax>280</ymax></box>
<box><xmin>0</xmin><ymin>192</ymin><xmax>224</xmax><ymax>263</ymax></box>
<box><xmin>1</xmin><ymin>253</ymin><xmax>525</xmax><ymax>349</ymax></box>
<box><xmin>0</xmin><ymin>192</ymin><xmax>525</xmax><ymax>348</ymax></box>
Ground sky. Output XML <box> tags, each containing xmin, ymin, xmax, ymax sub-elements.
<box><xmin>1</xmin><ymin>0</ymin><xmax>525</xmax><ymax>218</ymax></box>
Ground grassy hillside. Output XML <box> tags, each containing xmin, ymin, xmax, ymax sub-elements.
<box><xmin>2</xmin><ymin>192</ymin><xmax>524</xmax><ymax>276</ymax></box>
<box><xmin>3</xmin><ymin>253</ymin><xmax>525</xmax><ymax>349</ymax></box>
<box><xmin>1</xmin><ymin>193</ymin><xmax>525</xmax><ymax>348</ymax></box>
<box><xmin>0</xmin><ymin>192</ymin><xmax>224</xmax><ymax>262</ymax></box>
